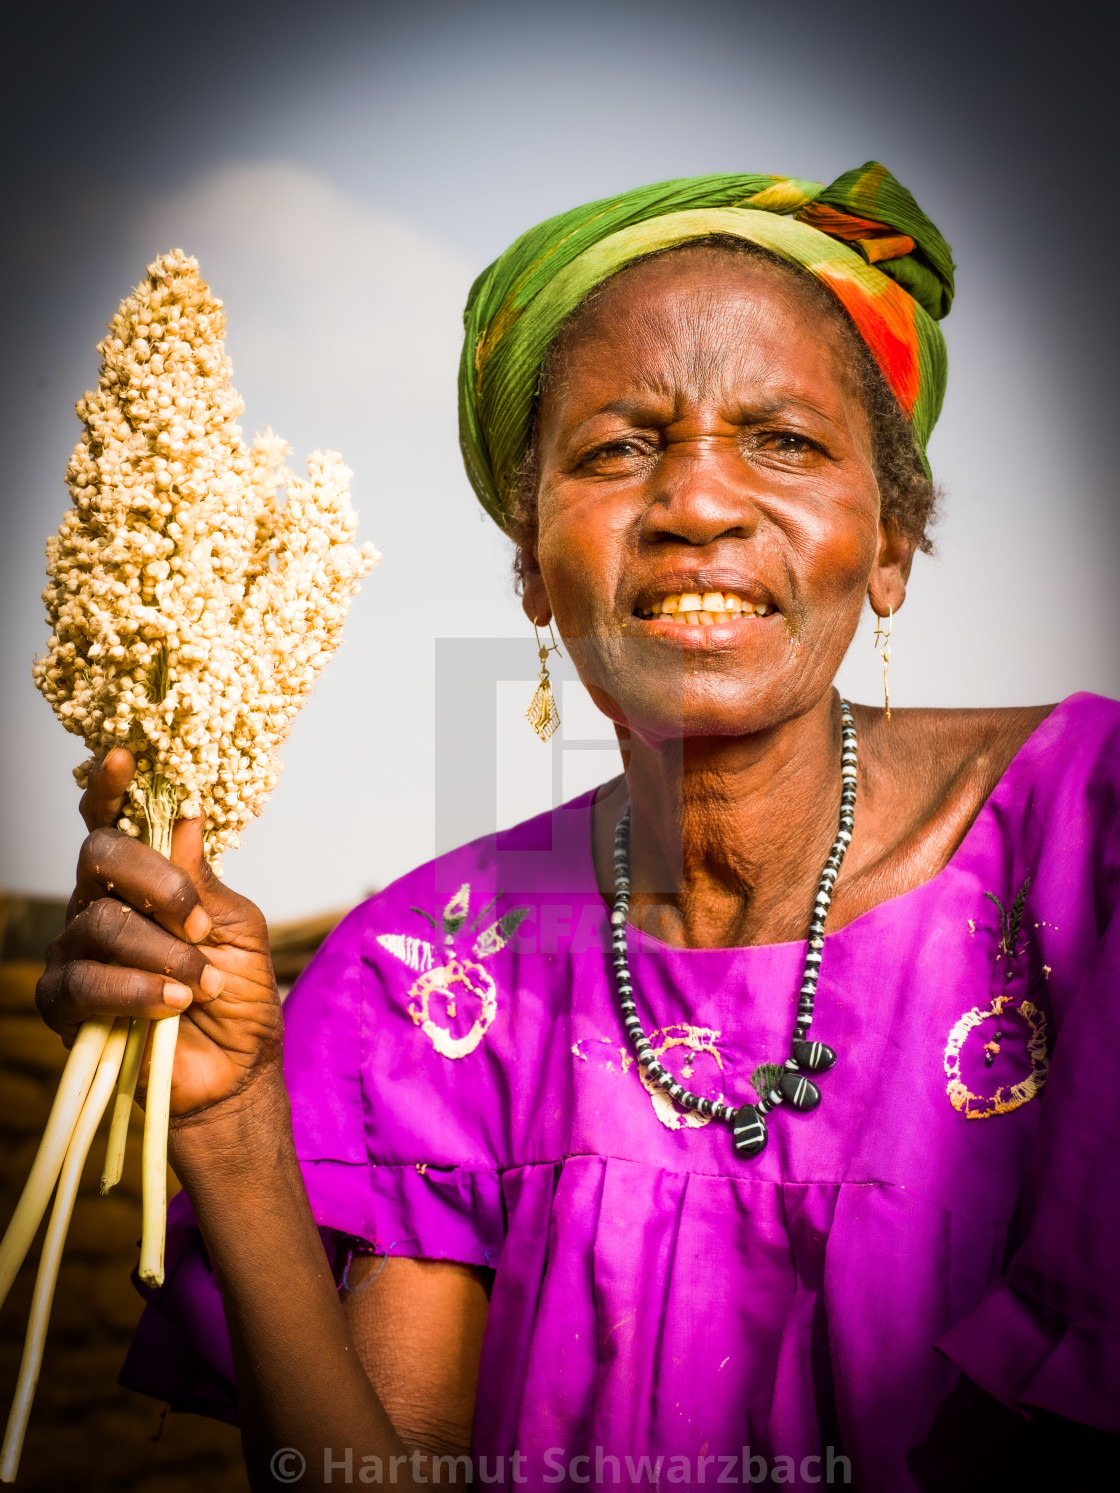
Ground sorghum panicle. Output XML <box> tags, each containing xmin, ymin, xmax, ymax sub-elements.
<box><xmin>32</xmin><ymin>249</ymin><xmax>379</xmax><ymax>868</ymax></box>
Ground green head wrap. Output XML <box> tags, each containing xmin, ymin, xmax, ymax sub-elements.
<box><xmin>459</xmin><ymin>162</ymin><xmax>955</xmax><ymax>527</ymax></box>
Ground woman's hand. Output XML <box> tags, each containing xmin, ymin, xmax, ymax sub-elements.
<box><xmin>35</xmin><ymin>756</ymin><xmax>483</xmax><ymax>1491</ymax></box>
<box><xmin>36</xmin><ymin>748</ymin><xmax>283</xmax><ymax>1121</ymax></box>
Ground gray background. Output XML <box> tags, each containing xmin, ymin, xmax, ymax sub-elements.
<box><xmin>2</xmin><ymin>0</ymin><xmax>1116</xmax><ymax>921</ymax></box>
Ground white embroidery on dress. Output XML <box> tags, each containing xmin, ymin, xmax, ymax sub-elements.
<box><xmin>407</xmin><ymin>958</ymin><xmax>499</xmax><ymax>1060</ymax></box>
<box><xmin>375</xmin><ymin>934</ymin><xmax>434</xmax><ymax>972</ymax></box>
<box><xmin>626</xmin><ymin>1024</ymin><xmax>728</xmax><ymax>1130</ymax></box>
<box><xmin>378</xmin><ymin>885</ymin><xmax>529</xmax><ymax>1059</ymax></box>
<box><xmin>943</xmin><ymin>993</ymin><xmax>1049</xmax><ymax>1119</ymax></box>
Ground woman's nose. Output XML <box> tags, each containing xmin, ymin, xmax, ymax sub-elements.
<box><xmin>639</xmin><ymin>443</ymin><xmax>762</xmax><ymax>547</ymax></box>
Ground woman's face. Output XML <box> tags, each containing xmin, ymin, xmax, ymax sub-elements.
<box><xmin>523</xmin><ymin>247</ymin><xmax>914</xmax><ymax>741</ymax></box>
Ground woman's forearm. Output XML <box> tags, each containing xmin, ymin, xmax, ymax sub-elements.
<box><xmin>169</xmin><ymin>1076</ymin><xmax>423</xmax><ymax>1492</ymax></box>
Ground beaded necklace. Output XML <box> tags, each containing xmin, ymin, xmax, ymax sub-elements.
<box><xmin>610</xmin><ymin>701</ymin><xmax>857</xmax><ymax>1159</ymax></box>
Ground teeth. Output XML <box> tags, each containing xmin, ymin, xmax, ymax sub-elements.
<box><xmin>642</xmin><ymin>590</ymin><xmax>771</xmax><ymax>621</ymax></box>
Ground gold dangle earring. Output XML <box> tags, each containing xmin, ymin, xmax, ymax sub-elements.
<box><xmin>873</xmin><ymin>605</ymin><xmax>893</xmax><ymax>722</ymax></box>
<box><xmin>526</xmin><ymin>620</ymin><xmax>562</xmax><ymax>742</ymax></box>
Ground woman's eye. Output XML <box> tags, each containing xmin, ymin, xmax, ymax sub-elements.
<box><xmin>763</xmin><ymin>433</ymin><xmax>813</xmax><ymax>454</ymax></box>
<box><xmin>582</xmin><ymin>439</ymin><xmax>646</xmax><ymax>467</ymax></box>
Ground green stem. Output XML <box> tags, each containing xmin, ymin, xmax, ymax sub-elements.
<box><xmin>100</xmin><ymin>1017</ymin><xmax>150</xmax><ymax>1194</ymax></box>
<box><xmin>0</xmin><ymin>1020</ymin><xmax>129</xmax><ymax>1482</ymax></box>
<box><xmin>135</xmin><ymin>772</ymin><xmax>179</xmax><ymax>1285</ymax></box>
<box><xmin>140</xmin><ymin>773</ymin><xmax>177</xmax><ymax>859</ymax></box>
<box><xmin>0</xmin><ymin>1018</ymin><xmax>116</xmax><ymax>1311</ymax></box>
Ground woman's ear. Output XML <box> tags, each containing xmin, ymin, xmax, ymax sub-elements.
<box><xmin>519</xmin><ymin>544</ymin><xmax>552</xmax><ymax>628</ymax></box>
<box><xmin>868</xmin><ymin>521</ymin><xmax>915</xmax><ymax>617</ymax></box>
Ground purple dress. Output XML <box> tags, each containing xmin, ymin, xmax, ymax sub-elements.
<box><xmin>122</xmin><ymin>694</ymin><xmax>1120</xmax><ymax>1489</ymax></box>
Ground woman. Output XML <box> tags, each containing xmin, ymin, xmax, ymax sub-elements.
<box><xmin>37</xmin><ymin>165</ymin><xmax>1119</xmax><ymax>1490</ymax></box>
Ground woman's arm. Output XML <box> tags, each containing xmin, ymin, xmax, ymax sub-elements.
<box><xmin>343</xmin><ymin>1256</ymin><xmax>491</xmax><ymax>1462</ymax></box>
<box><xmin>36</xmin><ymin>750</ymin><xmax>486</xmax><ymax>1491</ymax></box>
<box><xmin>171</xmin><ymin>1078</ymin><xmax>487</xmax><ymax>1491</ymax></box>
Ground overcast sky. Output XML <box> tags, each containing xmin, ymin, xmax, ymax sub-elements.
<box><xmin>2</xmin><ymin>0</ymin><xmax>1116</xmax><ymax>922</ymax></box>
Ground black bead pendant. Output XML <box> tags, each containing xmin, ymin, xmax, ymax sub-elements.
<box><xmin>792</xmin><ymin>1040</ymin><xmax>836</xmax><ymax>1074</ymax></box>
<box><xmin>732</xmin><ymin>1104</ymin><xmax>768</xmax><ymax>1158</ymax></box>
<box><xmin>780</xmin><ymin>1072</ymin><xmax>822</xmax><ymax>1111</ymax></box>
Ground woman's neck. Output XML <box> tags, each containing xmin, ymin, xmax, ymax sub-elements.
<box><xmin>591</xmin><ymin>696</ymin><xmax>1057</xmax><ymax>950</ymax></box>
<box><xmin>597</xmin><ymin>691</ymin><xmax>846</xmax><ymax>949</ymax></box>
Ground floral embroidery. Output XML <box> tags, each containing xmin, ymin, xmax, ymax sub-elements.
<box><xmin>407</xmin><ymin>958</ymin><xmax>498</xmax><ymax>1060</ymax></box>
<box><xmin>985</xmin><ymin>877</ymin><xmax>1031</xmax><ymax>958</ymax></box>
<box><xmin>750</xmin><ymin>1062</ymin><xmax>786</xmax><ymax>1103</ymax></box>
<box><xmin>627</xmin><ymin>1024</ymin><xmax>728</xmax><ymax>1130</ymax></box>
<box><xmin>377</xmin><ymin>885</ymin><xmax>529</xmax><ymax>1060</ymax></box>
<box><xmin>943</xmin><ymin>882</ymin><xmax>1050</xmax><ymax>1120</ymax></box>
<box><xmin>943</xmin><ymin>992</ymin><xmax>1050</xmax><ymax>1120</ymax></box>
<box><xmin>375</xmin><ymin>934</ymin><xmax>433</xmax><ymax>972</ymax></box>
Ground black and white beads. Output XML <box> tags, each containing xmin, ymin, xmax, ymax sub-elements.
<box><xmin>610</xmin><ymin>814</ymin><xmax>738</xmax><ymax>1125</ymax></box>
<box><xmin>610</xmin><ymin>701</ymin><xmax>858</xmax><ymax>1162</ymax></box>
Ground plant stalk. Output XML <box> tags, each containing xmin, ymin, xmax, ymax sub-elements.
<box><xmin>0</xmin><ymin>1016</ymin><xmax>115</xmax><ymax>1312</ymax></box>
<box><xmin>136</xmin><ymin>774</ymin><xmax>179</xmax><ymax>1287</ymax></box>
<box><xmin>99</xmin><ymin>1017</ymin><xmax>150</xmax><ymax>1194</ymax></box>
<box><xmin>0</xmin><ymin>1018</ymin><xmax>129</xmax><ymax>1483</ymax></box>
<box><xmin>138</xmin><ymin>1012</ymin><xmax>178</xmax><ymax>1286</ymax></box>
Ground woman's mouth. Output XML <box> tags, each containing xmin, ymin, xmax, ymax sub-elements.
<box><xmin>633</xmin><ymin>590</ymin><xmax>776</xmax><ymax>626</ymax></box>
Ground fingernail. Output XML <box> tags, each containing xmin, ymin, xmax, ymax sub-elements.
<box><xmin>163</xmin><ymin>982</ymin><xmax>192</xmax><ymax>1009</ymax></box>
<box><xmin>200</xmin><ymin>964</ymin><xmax>225</xmax><ymax>998</ymax></box>
<box><xmin>184</xmin><ymin>907</ymin><xmax>212</xmax><ymax>943</ymax></box>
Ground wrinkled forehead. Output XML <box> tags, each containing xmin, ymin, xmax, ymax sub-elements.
<box><xmin>539</xmin><ymin>247</ymin><xmax>861</xmax><ymax>420</ymax></box>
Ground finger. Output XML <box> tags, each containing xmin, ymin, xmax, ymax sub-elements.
<box><xmin>169</xmin><ymin>815</ymin><xmax>226</xmax><ymax>911</ymax></box>
<box><xmin>79</xmin><ymin>749</ymin><xmax>136</xmax><ymax>832</ymax></box>
<box><xmin>61</xmin><ymin>899</ymin><xmax>224</xmax><ymax>999</ymax></box>
<box><xmin>36</xmin><ymin>959</ymin><xmax>195</xmax><ymax>1034</ymax></box>
<box><xmin>169</xmin><ymin>815</ymin><xmax>263</xmax><ymax>939</ymax></box>
<box><xmin>74</xmin><ymin>827</ymin><xmax>212</xmax><ymax>945</ymax></box>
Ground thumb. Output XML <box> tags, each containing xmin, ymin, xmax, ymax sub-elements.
<box><xmin>167</xmin><ymin>816</ymin><xmax>259</xmax><ymax>946</ymax></box>
<box><xmin>168</xmin><ymin>815</ymin><xmax>223</xmax><ymax>905</ymax></box>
